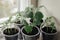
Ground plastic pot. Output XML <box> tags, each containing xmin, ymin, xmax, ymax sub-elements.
<box><xmin>16</xmin><ymin>24</ymin><xmax>24</xmax><ymax>39</ymax></box>
<box><xmin>21</xmin><ymin>26</ymin><xmax>40</xmax><ymax>40</ymax></box>
<box><xmin>3</xmin><ymin>27</ymin><xmax>20</xmax><ymax>40</ymax></box>
<box><xmin>41</xmin><ymin>27</ymin><xmax>57</xmax><ymax>40</ymax></box>
<box><xmin>15</xmin><ymin>20</ymin><xmax>24</xmax><ymax>39</ymax></box>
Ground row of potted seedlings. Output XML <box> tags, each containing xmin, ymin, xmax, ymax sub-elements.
<box><xmin>0</xmin><ymin>6</ymin><xmax>57</xmax><ymax>40</ymax></box>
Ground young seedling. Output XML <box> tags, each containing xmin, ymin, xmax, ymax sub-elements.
<box><xmin>45</xmin><ymin>16</ymin><xmax>56</xmax><ymax>32</ymax></box>
<box><xmin>22</xmin><ymin>6</ymin><xmax>44</xmax><ymax>33</ymax></box>
<box><xmin>0</xmin><ymin>12</ymin><xmax>21</xmax><ymax>34</ymax></box>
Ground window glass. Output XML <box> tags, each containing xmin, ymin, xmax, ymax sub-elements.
<box><xmin>0</xmin><ymin>0</ymin><xmax>18</xmax><ymax>18</ymax></box>
<box><xmin>0</xmin><ymin>0</ymin><xmax>31</xmax><ymax>18</ymax></box>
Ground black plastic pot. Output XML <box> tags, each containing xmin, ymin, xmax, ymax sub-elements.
<box><xmin>15</xmin><ymin>24</ymin><xmax>24</xmax><ymax>39</ymax></box>
<box><xmin>41</xmin><ymin>27</ymin><xmax>57</xmax><ymax>40</ymax></box>
<box><xmin>21</xmin><ymin>27</ymin><xmax>40</xmax><ymax>40</ymax></box>
<box><xmin>16</xmin><ymin>24</ymin><xmax>24</xmax><ymax>39</ymax></box>
<box><xmin>3</xmin><ymin>27</ymin><xmax>20</xmax><ymax>40</ymax></box>
<box><xmin>15</xmin><ymin>21</ymin><xmax>24</xmax><ymax>39</ymax></box>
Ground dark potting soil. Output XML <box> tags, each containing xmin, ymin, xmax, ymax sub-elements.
<box><xmin>22</xmin><ymin>27</ymin><xmax>38</xmax><ymax>35</ymax></box>
<box><xmin>42</xmin><ymin>27</ymin><xmax>57</xmax><ymax>33</ymax></box>
<box><xmin>3</xmin><ymin>28</ymin><xmax>19</xmax><ymax>35</ymax></box>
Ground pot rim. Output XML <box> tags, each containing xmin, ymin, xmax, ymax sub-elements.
<box><xmin>41</xmin><ymin>27</ymin><xmax>57</xmax><ymax>35</ymax></box>
<box><xmin>3</xmin><ymin>27</ymin><xmax>20</xmax><ymax>37</ymax></box>
<box><xmin>21</xmin><ymin>26</ymin><xmax>40</xmax><ymax>37</ymax></box>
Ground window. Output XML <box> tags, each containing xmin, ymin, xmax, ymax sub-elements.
<box><xmin>0</xmin><ymin>0</ymin><xmax>18</xmax><ymax>18</ymax></box>
<box><xmin>0</xmin><ymin>0</ymin><xmax>38</xmax><ymax>18</ymax></box>
<box><xmin>19</xmin><ymin>0</ymin><xmax>31</xmax><ymax>11</ymax></box>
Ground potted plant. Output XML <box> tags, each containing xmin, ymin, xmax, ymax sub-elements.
<box><xmin>21</xmin><ymin>7</ymin><xmax>44</xmax><ymax>40</ymax></box>
<box><xmin>24</xmin><ymin>6</ymin><xmax>43</xmax><ymax>28</ymax></box>
<box><xmin>13</xmin><ymin>12</ymin><xmax>24</xmax><ymax>28</ymax></box>
<box><xmin>1</xmin><ymin>16</ymin><xmax>20</xmax><ymax>40</ymax></box>
<box><xmin>41</xmin><ymin>16</ymin><xmax>57</xmax><ymax>40</ymax></box>
<box><xmin>3</xmin><ymin>25</ymin><xmax>20</xmax><ymax>40</ymax></box>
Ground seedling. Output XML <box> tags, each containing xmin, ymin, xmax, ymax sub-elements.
<box><xmin>44</xmin><ymin>16</ymin><xmax>56</xmax><ymax>32</ymax></box>
<box><xmin>22</xmin><ymin>6</ymin><xmax>44</xmax><ymax>33</ymax></box>
<box><xmin>0</xmin><ymin>12</ymin><xmax>21</xmax><ymax>34</ymax></box>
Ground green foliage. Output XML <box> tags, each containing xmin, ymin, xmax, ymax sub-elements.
<box><xmin>0</xmin><ymin>12</ymin><xmax>21</xmax><ymax>34</ymax></box>
<box><xmin>22</xmin><ymin>20</ymin><xmax>33</xmax><ymax>33</ymax></box>
<box><xmin>23</xmin><ymin>7</ymin><xmax>44</xmax><ymax>33</ymax></box>
<box><xmin>27</xmin><ymin>11</ymin><xmax>33</xmax><ymax>19</ymax></box>
<box><xmin>34</xmin><ymin>11</ymin><xmax>44</xmax><ymax>25</ymax></box>
<box><xmin>25</xmin><ymin>7</ymin><xmax>33</xmax><ymax>19</ymax></box>
<box><xmin>24</xmin><ymin>25</ymin><xmax>33</xmax><ymax>33</ymax></box>
<box><xmin>15</xmin><ymin>12</ymin><xmax>21</xmax><ymax>22</ymax></box>
<box><xmin>0</xmin><ymin>6</ymin><xmax>44</xmax><ymax>34</ymax></box>
<box><xmin>45</xmin><ymin>16</ymin><xmax>56</xmax><ymax>32</ymax></box>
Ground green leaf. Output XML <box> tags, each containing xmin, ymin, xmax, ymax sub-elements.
<box><xmin>34</xmin><ymin>11</ymin><xmax>44</xmax><ymax>25</ymax></box>
<box><xmin>24</xmin><ymin>26</ymin><xmax>33</xmax><ymax>33</ymax></box>
<box><xmin>35</xmin><ymin>11</ymin><xmax>43</xmax><ymax>19</ymax></box>
<box><xmin>23</xmin><ymin>19</ymin><xmax>33</xmax><ymax>33</ymax></box>
<box><xmin>27</xmin><ymin>11</ymin><xmax>33</xmax><ymax>19</ymax></box>
<box><xmin>25</xmin><ymin>7</ymin><xmax>33</xmax><ymax>19</ymax></box>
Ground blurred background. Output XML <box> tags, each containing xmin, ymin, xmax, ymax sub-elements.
<box><xmin>0</xmin><ymin>0</ymin><xmax>18</xmax><ymax>18</ymax></box>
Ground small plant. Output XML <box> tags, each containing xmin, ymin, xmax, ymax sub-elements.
<box><xmin>0</xmin><ymin>12</ymin><xmax>21</xmax><ymax>34</ymax></box>
<box><xmin>41</xmin><ymin>17</ymin><xmax>57</xmax><ymax>40</ymax></box>
<box><xmin>2</xmin><ymin>16</ymin><xmax>13</xmax><ymax>34</ymax></box>
<box><xmin>22</xmin><ymin>6</ymin><xmax>44</xmax><ymax>33</ymax></box>
<box><xmin>44</xmin><ymin>16</ymin><xmax>56</xmax><ymax>32</ymax></box>
<box><xmin>13</xmin><ymin>12</ymin><xmax>21</xmax><ymax>23</ymax></box>
<box><xmin>0</xmin><ymin>13</ymin><xmax>21</xmax><ymax>40</ymax></box>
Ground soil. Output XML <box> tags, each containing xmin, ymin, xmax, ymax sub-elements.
<box><xmin>3</xmin><ymin>28</ymin><xmax>19</xmax><ymax>35</ymax></box>
<box><xmin>22</xmin><ymin>27</ymin><xmax>38</xmax><ymax>35</ymax></box>
<box><xmin>42</xmin><ymin>27</ymin><xmax>57</xmax><ymax>33</ymax></box>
